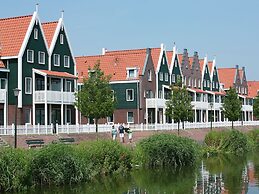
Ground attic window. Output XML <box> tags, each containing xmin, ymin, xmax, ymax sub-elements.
<box><xmin>127</xmin><ymin>68</ymin><xmax>138</xmax><ymax>79</ymax></box>
<box><xmin>34</xmin><ymin>28</ymin><xmax>38</xmax><ymax>40</ymax></box>
<box><xmin>148</xmin><ymin>70</ymin><xmax>152</xmax><ymax>81</ymax></box>
<box><xmin>60</xmin><ymin>34</ymin><xmax>64</xmax><ymax>44</ymax></box>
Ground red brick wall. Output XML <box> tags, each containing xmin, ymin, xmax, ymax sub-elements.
<box><xmin>8</xmin><ymin>105</ymin><xmax>32</xmax><ymax>125</ymax></box>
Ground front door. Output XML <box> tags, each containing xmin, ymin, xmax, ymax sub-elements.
<box><xmin>51</xmin><ymin>108</ymin><xmax>61</xmax><ymax>124</ymax></box>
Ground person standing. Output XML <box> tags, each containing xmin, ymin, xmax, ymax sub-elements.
<box><xmin>127</xmin><ymin>128</ymin><xmax>133</xmax><ymax>143</ymax></box>
<box><xmin>118</xmin><ymin>124</ymin><xmax>125</xmax><ymax>143</ymax></box>
<box><xmin>111</xmin><ymin>125</ymin><xmax>117</xmax><ymax>141</ymax></box>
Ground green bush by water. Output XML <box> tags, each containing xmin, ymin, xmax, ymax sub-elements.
<box><xmin>134</xmin><ymin>133</ymin><xmax>201</xmax><ymax>168</ymax></box>
<box><xmin>0</xmin><ymin>148</ymin><xmax>32</xmax><ymax>192</ymax></box>
<box><xmin>204</xmin><ymin>130</ymin><xmax>252</xmax><ymax>155</ymax></box>
<box><xmin>247</xmin><ymin>129</ymin><xmax>259</xmax><ymax>149</ymax></box>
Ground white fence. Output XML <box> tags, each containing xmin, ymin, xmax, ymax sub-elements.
<box><xmin>0</xmin><ymin>121</ymin><xmax>259</xmax><ymax>136</ymax></box>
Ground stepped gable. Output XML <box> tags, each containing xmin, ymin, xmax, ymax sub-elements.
<box><xmin>76</xmin><ymin>48</ymin><xmax>147</xmax><ymax>83</ymax></box>
<box><xmin>247</xmin><ymin>81</ymin><xmax>259</xmax><ymax>97</ymax></box>
<box><xmin>217</xmin><ymin>68</ymin><xmax>236</xmax><ymax>89</ymax></box>
<box><xmin>239</xmin><ymin>69</ymin><xmax>244</xmax><ymax>81</ymax></box>
<box><xmin>42</xmin><ymin>21</ymin><xmax>58</xmax><ymax>48</ymax></box>
<box><xmin>0</xmin><ymin>15</ymin><xmax>32</xmax><ymax>57</ymax></box>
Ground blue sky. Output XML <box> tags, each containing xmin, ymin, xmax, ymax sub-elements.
<box><xmin>1</xmin><ymin>0</ymin><xmax>259</xmax><ymax>80</ymax></box>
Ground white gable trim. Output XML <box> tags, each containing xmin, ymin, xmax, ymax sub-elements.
<box><xmin>156</xmin><ymin>45</ymin><xmax>165</xmax><ymax>73</ymax></box>
<box><xmin>49</xmin><ymin>18</ymin><xmax>76</xmax><ymax>75</ymax></box>
<box><xmin>201</xmin><ymin>56</ymin><xmax>208</xmax><ymax>86</ymax></box>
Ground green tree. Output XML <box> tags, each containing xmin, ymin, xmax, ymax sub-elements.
<box><xmin>221</xmin><ymin>87</ymin><xmax>242</xmax><ymax>129</ymax></box>
<box><xmin>253</xmin><ymin>95</ymin><xmax>259</xmax><ymax>119</ymax></box>
<box><xmin>165</xmin><ymin>83</ymin><xmax>193</xmax><ymax>135</ymax></box>
<box><xmin>75</xmin><ymin>62</ymin><xmax>115</xmax><ymax>133</ymax></box>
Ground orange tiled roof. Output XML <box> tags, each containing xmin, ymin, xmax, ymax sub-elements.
<box><xmin>217</xmin><ymin>68</ymin><xmax>236</xmax><ymax>89</ymax></box>
<box><xmin>213</xmin><ymin>91</ymin><xmax>226</xmax><ymax>96</ymax></box>
<box><xmin>76</xmin><ymin>48</ymin><xmax>147</xmax><ymax>83</ymax></box>
<box><xmin>199</xmin><ymin>59</ymin><xmax>204</xmax><ymax>72</ymax></box>
<box><xmin>42</xmin><ymin>21</ymin><xmax>58</xmax><ymax>48</ymax></box>
<box><xmin>37</xmin><ymin>69</ymin><xmax>77</xmax><ymax>79</ymax></box>
<box><xmin>178</xmin><ymin>54</ymin><xmax>183</xmax><ymax>64</ymax></box>
<box><xmin>189</xmin><ymin>88</ymin><xmax>208</xmax><ymax>94</ymax></box>
<box><xmin>166</xmin><ymin>50</ymin><xmax>173</xmax><ymax>65</ymax></box>
<box><xmin>150</xmin><ymin>48</ymin><xmax>161</xmax><ymax>71</ymax></box>
<box><xmin>0</xmin><ymin>15</ymin><xmax>32</xmax><ymax>57</ymax></box>
<box><xmin>208</xmin><ymin>61</ymin><xmax>213</xmax><ymax>74</ymax></box>
<box><xmin>247</xmin><ymin>81</ymin><xmax>259</xmax><ymax>97</ymax></box>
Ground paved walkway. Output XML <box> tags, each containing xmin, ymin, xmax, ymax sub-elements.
<box><xmin>0</xmin><ymin>125</ymin><xmax>258</xmax><ymax>149</ymax></box>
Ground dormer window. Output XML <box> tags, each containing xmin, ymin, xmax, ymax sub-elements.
<box><xmin>60</xmin><ymin>34</ymin><xmax>64</xmax><ymax>44</ymax></box>
<box><xmin>34</xmin><ymin>28</ymin><xmax>38</xmax><ymax>39</ymax></box>
<box><xmin>159</xmin><ymin>72</ymin><xmax>163</xmax><ymax>81</ymax></box>
<box><xmin>127</xmin><ymin>68</ymin><xmax>138</xmax><ymax>79</ymax></box>
<box><xmin>165</xmin><ymin>73</ymin><xmax>168</xmax><ymax>82</ymax></box>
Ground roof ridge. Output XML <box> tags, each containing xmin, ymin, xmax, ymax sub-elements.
<box><xmin>0</xmin><ymin>14</ymin><xmax>32</xmax><ymax>21</ymax></box>
<box><xmin>42</xmin><ymin>21</ymin><xmax>59</xmax><ymax>25</ymax></box>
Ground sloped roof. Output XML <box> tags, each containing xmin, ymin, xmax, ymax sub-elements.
<box><xmin>0</xmin><ymin>15</ymin><xmax>32</xmax><ymax>57</ymax></box>
<box><xmin>42</xmin><ymin>21</ymin><xmax>58</xmax><ymax>48</ymax></box>
<box><xmin>150</xmin><ymin>48</ymin><xmax>161</xmax><ymax>71</ymax></box>
<box><xmin>166</xmin><ymin>50</ymin><xmax>173</xmax><ymax>65</ymax></box>
<box><xmin>217</xmin><ymin>68</ymin><xmax>236</xmax><ymax>89</ymax></box>
<box><xmin>247</xmin><ymin>81</ymin><xmax>259</xmax><ymax>97</ymax></box>
<box><xmin>239</xmin><ymin>69</ymin><xmax>244</xmax><ymax>81</ymax></box>
<box><xmin>199</xmin><ymin>59</ymin><xmax>204</xmax><ymax>72</ymax></box>
<box><xmin>36</xmin><ymin>69</ymin><xmax>77</xmax><ymax>79</ymax></box>
<box><xmin>178</xmin><ymin>54</ymin><xmax>183</xmax><ymax>64</ymax></box>
<box><xmin>76</xmin><ymin>49</ymin><xmax>147</xmax><ymax>83</ymax></box>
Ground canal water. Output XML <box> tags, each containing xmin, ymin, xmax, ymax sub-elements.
<box><xmin>21</xmin><ymin>154</ymin><xmax>259</xmax><ymax>194</ymax></box>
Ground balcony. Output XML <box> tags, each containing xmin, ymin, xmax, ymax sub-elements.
<box><xmin>0</xmin><ymin>89</ymin><xmax>6</xmax><ymax>103</ymax></box>
<box><xmin>146</xmin><ymin>98</ymin><xmax>166</xmax><ymax>108</ymax></box>
<box><xmin>242</xmin><ymin>105</ymin><xmax>253</xmax><ymax>112</ymax></box>
<box><xmin>34</xmin><ymin>91</ymin><xmax>75</xmax><ymax>104</ymax></box>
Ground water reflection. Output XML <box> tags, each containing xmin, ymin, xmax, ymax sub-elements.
<box><xmin>18</xmin><ymin>154</ymin><xmax>259</xmax><ymax>194</ymax></box>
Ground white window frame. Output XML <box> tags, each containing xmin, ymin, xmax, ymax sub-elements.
<box><xmin>204</xmin><ymin>81</ymin><xmax>206</xmax><ymax>87</ymax></box>
<box><xmin>165</xmin><ymin>73</ymin><xmax>168</xmax><ymax>82</ymax></box>
<box><xmin>188</xmin><ymin>77</ymin><xmax>191</xmax><ymax>86</ymax></box>
<box><xmin>207</xmin><ymin>80</ymin><xmax>210</xmax><ymax>87</ymax></box>
<box><xmin>159</xmin><ymin>72</ymin><xmax>163</xmax><ymax>81</ymax></box>
<box><xmin>38</xmin><ymin>51</ymin><xmax>45</xmax><ymax>64</ymax></box>
<box><xmin>34</xmin><ymin>28</ymin><xmax>38</xmax><ymax>40</ymax></box>
<box><xmin>172</xmin><ymin>74</ymin><xmax>176</xmax><ymax>83</ymax></box>
<box><xmin>64</xmin><ymin>55</ymin><xmax>70</xmax><ymax>68</ymax></box>
<box><xmin>198</xmin><ymin>79</ymin><xmax>201</xmax><ymax>88</ymax></box>
<box><xmin>27</xmin><ymin>50</ymin><xmax>34</xmax><ymax>63</ymax></box>
<box><xmin>212</xmin><ymin>81</ymin><xmax>215</xmax><ymax>88</ymax></box>
<box><xmin>127</xmin><ymin>112</ymin><xmax>134</xmax><ymax>123</ymax></box>
<box><xmin>194</xmin><ymin>78</ymin><xmax>197</xmax><ymax>88</ymax></box>
<box><xmin>25</xmin><ymin>77</ymin><xmax>32</xmax><ymax>94</ymax></box>
<box><xmin>60</xmin><ymin>34</ymin><xmax>64</xmax><ymax>44</ymax></box>
<box><xmin>148</xmin><ymin>70</ymin><xmax>152</xmax><ymax>81</ymax></box>
<box><xmin>66</xmin><ymin>80</ymin><xmax>72</xmax><ymax>92</ymax></box>
<box><xmin>54</xmin><ymin>54</ymin><xmax>60</xmax><ymax>66</ymax></box>
<box><xmin>126</xmin><ymin>89</ymin><xmax>134</xmax><ymax>101</ymax></box>
<box><xmin>127</xmin><ymin>69</ymin><xmax>136</xmax><ymax>78</ymax></box>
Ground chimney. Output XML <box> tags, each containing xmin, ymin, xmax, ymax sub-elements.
<box><xmin>102</xmin><ymin>48</ymin><xmax>107</xmax><ymax>55</ymax></box>
<box><xmin>236</xmin><ymin>65</ymin><xmax>239</xmax><ymax>69</ymax></box>
<box><xmin>61</xmin><ymin>10</ymin><xmax>64</xmax><ymax>20</ymax></box>
<box><xmin>173</xmin><ymin>43</ymin><xmax>176</xmax><ymax>53</ymax></box>
<box><xmin>194</xmin><ymin>51</ymin><xmax>198</xmax><ymax>57</ymax></box>
<box><xmin>242</xmin><ymin>66</ymin><xmax>245</xmax><ymax>71</ymax></box>
<box><xmin>35</xmin><ymin>3</ymin><xmax>39</xmax><ymax>13</ymax></box>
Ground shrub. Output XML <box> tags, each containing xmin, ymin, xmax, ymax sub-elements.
<box><xmin>247</xmin><ymin>129</ymin><xmax>259</xmax><ymax>149</ymax></box>
<box><xmin>134</xmin><ymin>133</ymin><xmax>201</xmax><ymax>168</ymax></box>
<box><xmin>29</xmin><ymin>144</ymin><xmax>85</xmax><ymax>186</ymax></box>
<box><xmin>0</xmin><ymin>148</ymin><xmax>31</xmax><ymax>192</ymax></box>
<box><xmin>205</xmin><ymin>130</ymin><xmax>252</xmax><ymax>155</ymax></box>
<box><xmin>76</xmin><ymin>140</ymin><xmax>132</xmax><ymax>176</ymax></box>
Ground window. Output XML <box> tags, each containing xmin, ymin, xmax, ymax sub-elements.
<box><xmin>54</xmin><ymin>54</ymin><xmax>60</xmax><ymax>66</ymax></box>
<box><xmin>0</xmin><ymin>79</ymin><xmax>6</xmax><ymax>89</ymax></box>
<box><xmin>165</xmin><ymin>73</ymin><xmax>168</xmax><ymax>82</ymax></box>
<box><xmin>204</xmin><ymin>81</ymin><xmax>206</xmax><ymax>87</ymax></box>
<box><xmin>194</xmin><ymin>78</ymin><xmax>197</xmax><ymax>88</ymax></box>
<box><xmin>188</xmin><ymin>77</ymin><xmax>191</xmax><ymax>86</ymax></box>
<box><xmin>34</xmin><ymin>28</ymin><xmax>38</xmax><ymax>39</ymax></box>
<box><xmin>25</xmin><ymin>109</ymin><xmax>31</xmax><ymax>124</ymax></box>
<box><xmin>51</xmin><ymin>78</ymin><xmax>61</xmax><ymax>91</ymax></box>
<box><xmin>107</xmin><ymin>114</ymin><xmax>114</xmax><ymax>124</ymax></box>
<box><xmin>198</xmin><ymin>79</ymin><xmax>201</xmax><ymax>88</ymax></box>
<box><xmin>111</xmin><ymin>90</ymin><xmax>115</xmax><ymax>101</ymax></box>
<box><xmin>66</xmin><ymin>109</ymin><xmax>71</xmax><ymax>124</ymax></box>
<box><xmin>148</xmin><ymin>70</ymin><xmax>152</xmax><ymax>81</ymax></box>
<box><xmin>60</xmin><ymin>34</ymin><xmax>64</xmax><ymax>44</ymax></box>
<box><xmin>159</xmin><ymin>72</ymin><xmax>163</xmax><ymax>81</ymax></box>
<box><xmin>127</xmin><ymin>69</ymin><xmax>136</xmax><ymax>78</ymax></box>
<box><xmin>207</xmin><ymin>80</ymin><xmax>210</xmax><ymax>88</ymax></box>
<box><xmin>126</xmin><ymin>89</ymin><xmax>134</xmax><ymax>101</ymax></box>
<box><xmin>25</xmin><ymin>77</ymin><xmax>32</xmax><ymax>94</ymax></box>
<box><xmin>177</xmin><ymin>75</ymin><xmax>181</xmax><ymax>82</ymax></box>
<box><xmin>127</xmin><ymin>112</ymin><xmax>134</xmax><ymax>123</ymax></box>
<box><xmin>172</xmin><ymin>74</ymin><xmax>176</xmax><ymax>83</ymax></box>
<box><xmin>212</xmin><ymin>81</ymin><xmax>215</xmax><ymax>88</ymax></box>
<box><xmin>38</xmin><ymin>51</ymin><xmax>45</xmax><ymax>64</ymax></box>
<box><xmin>64</xmin><ymin>55</ymin><xmax>70</xmax><ymax>68</ymax></box>
<box><xmin>158</xmin><ymin>90</ymin><xmax>162</xmax><ymax>98</ymax></box>
<box><xmin>216</xmin><ymin>82</ymin><xmax>218</xmax><ymax>89</ymax></box>
<box><xmin>27</xmin><ymin>50</ymin><xmax>34</xmax><ymax>63</ymax></box>
<box><xmin>66</xmin><ymin>80</ymin><xmax>72</xmax><ymax>92</ymax></box>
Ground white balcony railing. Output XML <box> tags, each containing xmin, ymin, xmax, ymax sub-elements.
<box><xmin>242</xmin><ymin>105</ymin><xmax>253</xmax><ymax>112</ymax></box>
<box><xmin>34</xmin><ymin>90</ymin><xmax>75</xmax><ymax>104</ymax></box>
<box><xmin>0</xmin><ymin>89</ymin><xmax>6</xmax><ymax>103</ymax></box>
<box><xmin>146</xmin><ymin>98</ymin><xmax>166</xmax><ymax>108</ymax></box>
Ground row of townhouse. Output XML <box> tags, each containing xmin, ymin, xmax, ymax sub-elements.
<box><xmin>0</xmin><ymin>8</ymin><xmax>77</xmax><ymax>127</ymax></box>
<box><xmin>0</xmin><ymin>8</ymin><xmax>256</xmax><ymax>126</ymax></box>
<box><xmin>75</xmin><ymin>44</ymin><xmax>254</xmax><ymax>125</ymax></box>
